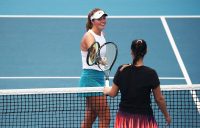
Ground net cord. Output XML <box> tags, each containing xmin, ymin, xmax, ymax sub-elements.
<box><xmin>0</xmin><ymin>84</ymin><xmax>200</xmax><ymax>95</ymax></box>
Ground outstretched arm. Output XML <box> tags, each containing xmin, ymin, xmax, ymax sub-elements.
<box><xmin>103</xmin><ymin>83</ymin><xmax>119</xmax><ymax>97</ymax></box>
<box><xmin>153</xmin><ymin>86</ymin><xmax>171</xmax><ymax>125</ymax></box>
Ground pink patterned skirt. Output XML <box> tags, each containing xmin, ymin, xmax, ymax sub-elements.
<box><xmin>115</xmin><ymin>111</ymin><xmax>158</xmax><ymax>128</ymax></box>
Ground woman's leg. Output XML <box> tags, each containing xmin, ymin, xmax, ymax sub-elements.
<box><xmin>89</xmin><ymin>95</ymin><xmax>110</xmax><ymax>128</ymax></box>
<box><xmin>82</xmin><ymin>95</ymin><xmax>110</xmax><ymax>128</ymax></box>
<box><xmin>81</xmin><ymin>97</ymin><xmax>97</xmax><ymax>128</ymax></box>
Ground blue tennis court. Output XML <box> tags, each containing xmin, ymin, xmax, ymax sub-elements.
<box><xmin>0</xmin><ymin>17</ymin><xmax>200</xmax><ymax>88</ymax></box>
<box><xmin>0</xmin><ymin>0</ymin><xmax>200</xmax><ymax>127</ymax></box>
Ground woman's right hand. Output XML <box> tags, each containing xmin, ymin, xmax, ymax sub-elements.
<box><xmin>103</xmin><ymin>87</ymin><xmax>110</xmax><ymax>95</ymax></box>
<box><xmin>165</xmin><ymin>115</ymin><xmax>171</xmax><ymax>126</ymax></box>
<box><xmin>119</xmin><ymin>64</ymin><xmax>131</xmax><ymax>71</ymax></box>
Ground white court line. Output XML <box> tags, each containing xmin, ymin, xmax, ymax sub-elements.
<box><xmin>0</xmin><ymin>76</ymin><xmax>184</xmax><ymax>80</ymax></box>
<box><xmin>161</xmin><ymin>17</ymin><xmax>200</xmax><ymax>113</ymax></box>
<box><xmin>0</xmin><ymin>15</ymin><xmax>200</xmax><ymax>18</ymax></box>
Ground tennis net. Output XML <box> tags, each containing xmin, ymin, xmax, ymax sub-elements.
<box><xmin>0</xmin><ymin>84</ymin><xmax>200</xmax><ymax>128</ymax></box>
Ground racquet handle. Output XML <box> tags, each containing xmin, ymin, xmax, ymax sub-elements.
<box><xmin>105</xmin><ymin>79</ymin><xmax>109</xmax><ymax>87</ymax></box>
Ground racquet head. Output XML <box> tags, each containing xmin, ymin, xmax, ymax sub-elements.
<box><xmin>86</xmin><ymin>42</ymin><xmax>100</xmax><ymax>66</ymax></box>
<box><xmin>97</xmin><ymin>42</ymin><xmax>118</xmax><ymax>76</ymax></box>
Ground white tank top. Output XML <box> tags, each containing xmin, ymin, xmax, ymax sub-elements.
<box><xmin>81</xmin><ymin>29</ymin><xmax>106</xmax><ymax>71</ymax></box>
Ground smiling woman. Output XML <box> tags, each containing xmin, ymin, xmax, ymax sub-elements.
<box><xmin>79</xmin><ymin>8</ymin><xmax>110</xmax><ymax>128</ymax></box>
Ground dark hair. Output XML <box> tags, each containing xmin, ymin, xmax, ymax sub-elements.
<box><xmin>86</xmin><ymin>8</ymin><xmax>101</xmax><ymax>31</ymax></box>
<box><xmin>131</xmin><ymin>39</ymin><xmax>147</xmax><ymax>65</ymax></box>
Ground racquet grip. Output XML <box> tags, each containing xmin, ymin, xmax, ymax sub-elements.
<box><xmin>105</xmin><ymin>79</ymin><xmax>109</xmax><ymax>87</ymax></box>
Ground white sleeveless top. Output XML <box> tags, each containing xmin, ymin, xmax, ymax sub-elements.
<box><xmin>81</xmin><ymin>29</ymin><xmax>106</xmax><ymax>71</ymax></box>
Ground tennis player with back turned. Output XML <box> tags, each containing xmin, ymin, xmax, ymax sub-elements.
<box><xmin>104</xmin><ymin>39</ymin><xmax>171</xmax><ymax>128</ymax></box>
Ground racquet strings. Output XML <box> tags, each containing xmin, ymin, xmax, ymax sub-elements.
<box><xmin>98</xmin><ymin>42</ymin><xmax>117</xmax><ymax>72</ymax></box>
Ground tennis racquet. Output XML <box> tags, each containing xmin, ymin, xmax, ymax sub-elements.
<box><xmin>86</xmin><ymin>42</ymin><xmax>118</xmax><ymax>87</ymax></box>
<box><xmin>86</xmin><ymin>42</ymin><xmax>100</xmax><ymax>66</ymax></box>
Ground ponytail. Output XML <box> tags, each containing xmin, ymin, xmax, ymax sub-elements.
<box><xmin>131</xmin><ymin>39</ymin><xmax>147</xmax><ymax>65</ymax></box>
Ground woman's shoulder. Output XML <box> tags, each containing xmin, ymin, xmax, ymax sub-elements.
<box><xmin>83</xmin><ymin>31</ymin><xmax>94</xmax><ymax>39</ymax></box>
<box><xmin>81</xmin><ymin>31</ymin><xmax>95</xmax><ymax>51</ymax></box>
<box><xmin>82</xmin><ymin>31</ymin><xmax>95</xmax><ymax>43</ymax></box>
<box><xmin>143</xmin><ymin>66</ymin><xmax>158</xmax><ymax>75</ymax></box>
<box><xmin>117</xmin><ymin>64</ymin><xmax>132</xmax><ymax>72</ymax></box>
